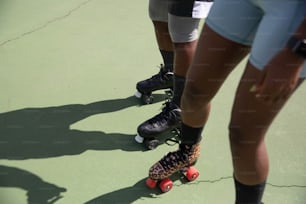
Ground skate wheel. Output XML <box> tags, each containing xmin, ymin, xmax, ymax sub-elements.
<box><xmin>144</xmin><ymin>138</ymin><xmax>160</xmax><ymax>150</ymax></box>
<box><xmin>159</xmin><ymin>178</ymin><xmax>173</xmax><ymax>193</ymax></box>
<box><xmin>142</xmin><ymin>95</ymin><xmax>153</xmax><ymax>104</ymax></box>
<box><xmin>146</xmin><ymin>178</ymin><xmax>157</xmax><ymax>189</ymax></box>
<box><xmin>134</xmin><ymin>91</ymin><xmax>142</xmax><ymax>98</ymax></box>
<box><xmin>134</xmin><ymin>134</ymin><xmax>144</xmax><ymax>143</ymax></box>
<box><xmin>186</xmin><ymin>166</ymin><xmax>199</xmax><ymax>181</ymax></box>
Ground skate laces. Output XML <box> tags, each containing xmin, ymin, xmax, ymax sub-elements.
<box><xmin>159</xmin><ymin>143</ymin><xmax>199</xmax><ymax>171</ymax></box>
<box><xmin>165</xmin><ymin>126</ymin><xmax>181</xmax><ymax>146</ymax></box>
<box><xmin>147</xmin><ymin>101</ymin><xmax>179</xmax><ymax>125</ymax></box>
<box><xmin>148</xmin><ymin>65</ymin><xmax>173</xmax><ymax>83</ymax></box>
<box><xmin>165</xmin><ymin>137</ymin><xmax>180</xmax><ymax>146</ymax></box>
<box><xmin>159</xmin><ymin>150</ymin><xmax>188</xmax><ymax>171</ymax></box>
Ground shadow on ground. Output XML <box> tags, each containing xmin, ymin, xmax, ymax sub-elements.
<box><xmin>84</xmin><ymin>170</ymin><xmax>192</xmax><ymax>203</ymax></box>
<box><xmin>0</xmin><ymin>94</ymin><xmax>166</xmax><ymax>203</ymax></box>
<box><xmin>0</xmin><ymin>165</ymin><xmax>66</xmax><ymax>204</ymax></box>
<box><xmin>84</xmin><ymin>178</ymin><xmax>162</xmax><ymax>204</ymax></box>
<box><xmin>0</xmin><ymin>95</ymin><xmax>168</xmax><ymax>159</ymax></box>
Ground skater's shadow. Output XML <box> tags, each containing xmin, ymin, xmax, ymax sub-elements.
<box><xmin>0</xmin><ymin>96</ymin><xmax>150</xmax><ymax>160</ymax></box>
<box><xmin>84</xmin><ymin>179</ymin><xmax>162</xmax><ymax>204</ymax></box>
<box><xmin>84</xmin><ymin>174</ymin><xmax>190</xmax><ymax>203</ymax></box>
<box><xmin>0</xmin><ymin>165</ymin><xmax>66</xmax><ymax>204</ymax></box>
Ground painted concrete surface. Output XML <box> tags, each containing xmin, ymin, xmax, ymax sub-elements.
<box><xmin>0</xmin><ymin>0</ymin><xmax>306</xmax><ymax>203</ymax></box>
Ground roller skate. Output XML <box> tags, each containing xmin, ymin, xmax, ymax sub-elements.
<box><xmin>135</xmin><ymin>64</ymin><xmax>174</xmax><ymax>104</ymax></box>
<box><xmin>146</xmin><ymin>142</ymin><xmax>200</xmax><ymax>193</ymax></box>
<box><xmin>134</xmin><ymin>100</ymin><xmax>181</xmax><ymax>150</ymax></box>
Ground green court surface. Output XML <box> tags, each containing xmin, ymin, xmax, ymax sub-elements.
<box><xmin>1</xmin><ymin>1</ymin><xmax>306</xmax><ymax>203</ymax></box>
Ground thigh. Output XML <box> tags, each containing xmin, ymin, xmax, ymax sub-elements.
<box><xmin>185</xmin><ymin>24</ymin><xmax>250</xmax><ymax>100</ymax></box>
<box><xmin>230</xmin><ymin>62</ymin><xmax>304</xmax><ymax>140</ymax></box>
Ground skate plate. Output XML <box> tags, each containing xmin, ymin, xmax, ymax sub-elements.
<box><xmin>135</xmin><ymin>127</ymin><xmax>180</xmax><ymax>150</ymax></box>
<box><xmin>135</xmin><ymin>134</ymin><xmax>161</xmax><ymax>150</ymax></box>
<box><xmin>134</xmin><ymin>89</ymin><xmax>174</xmax><ymax>105</ymax></box>
<box><xmin>134</xmin><ymin>90</ymin><xmax>153</xmax><ymax>104</ymax></box>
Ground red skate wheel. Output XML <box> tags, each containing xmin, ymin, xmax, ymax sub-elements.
<box><xmin>186</xmin><ymin>166</ymin><xmax>199</xmax><ymax>181</ymax></box>
<box><xmin>146</xmin><ymin>178</ymin><xmax>157</xmax><ymax>189</ymax></box>
<box><xmin>159</xmin><ymin>178</ymin><xmax>173</xmax><ymax>193</ymax></box>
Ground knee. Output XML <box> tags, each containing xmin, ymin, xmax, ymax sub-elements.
<box><xmin>228</xmin><ymin>124</ymin><xmax>249</xmax><ymax>148</ymax></box>
<box><xmin>182</xmin><ymin>83</ymin><xmax>210</xmax><ymax>111</ymax></box>
<box><xmin>228</xmin><ymin>123</ymin><xmax>265</xmax><ymax>153</ymax></box>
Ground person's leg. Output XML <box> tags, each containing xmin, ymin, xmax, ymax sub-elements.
<box><xmin>181</xmin><ymin>24</ymin><xmax>250</xmax><ymax>127</ymax></box>
<box><xmin>229</xmin><ymin>63</ymin><xmax>304</xmax><ymax>203</ymax></box>
<box><xmin>180</xmin><ymin>0</ymin><xmax>261</xmax><ymax>150</ymax></box>
<box><xmin>147</xmin><ymin>23</ymin><xmax>250</xmax><ymax>178</ymax></box>
<box><xmin>173</xmin><ymin>41</ymin><xmax>197</xmax><ymax>76</ymax></box>
<box><xmin>225</xmin><ymin>1</ymin><xmax>306</xmax><ymax>202</ymax></box>
<box><xmin>167</xmin><ymin>0</ymin><xmax>213</xmax><ymax>106</ymax></box>
<box><xmin>135</xmin><ymin>0</ymin><xmax>174</xmax><ymax>104</ymax></box>
<box><xmin>152</xmin><ymin>21</ymin><xmax>173</xmax><ymax>55</ymax></box>
<box><xmin>149</xmin><ymin>0</ymin><xmax>174</xmax><ymax>69</ymax></box>
<box><xmin>136</xmin><ymin>5</ymin><xmax>208</xmax><ymax>148</ymax></box>
<box><xmin>168</xmin><ymin>14</ymin><xmax>201</xmax><ymax>106</ymax></box>
<box><xmin>152</xmin><ymin>21</ymin><xmax>174</xmax><ymax>70</ymax></box>
<box><xmin>229</xmin><ymin>0</ymin><xmax>306</xmax><ymax>184</ymax></box>
<box><xmin>174</xmin><ymin>0</ymin><xmax>262</xmax><ymax>126</ymax></box>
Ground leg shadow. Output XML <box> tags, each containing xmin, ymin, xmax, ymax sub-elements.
<box><xmin>85</xmin><ymin>173</ymin><xmax>191</xmax><ymax>204</ymax></box>
<box><xmin>0</xmin><ymin>165</ymin><xmax>66</xmax><ymax>204</ymax></box>
<box><xmin>84</xmin><ymin>179</ymin><xmax>161</xmax><ymax>204</ymax></box>
<box><xmin>0</xmin><ymin>96</ymin><xmax>148</xmax><ymax>159</ymax></box>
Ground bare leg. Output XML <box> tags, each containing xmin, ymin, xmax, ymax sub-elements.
<box><xmin>134</xmin><ymin>20</ymin><xmax>174</xmax><ymax>103</ymax></box>
<box><xmin>181</xmin><ymin>24</ymin><xmax>250</xmax><ymax>127</ymax></box>
<box><xmin>181</xmin><ymin>24</ymin><xmax>304</xmax><ymax>203</ymax></box>
<box><xmin>229</xmin><ymin>63</ymin><xmax>304</xmax><ymax>185</ymax></box>
<box><xmin>173</xmin><ymin>40</ymin><xmax>198</xmax><ymax>77</ymax></box>
<box><xmin>152</xmin><ymin>21</ymin><xmax>173</xmax><ymax>52</ymax></box>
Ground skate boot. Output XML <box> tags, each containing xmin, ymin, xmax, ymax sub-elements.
<box><xmin>134</xmin><ymin>101</ymin><xmax>181</xmax><ymax>150</ymax></box>
<box><xmin>135</xmin><ymin>64</ymin><xmax>174</xmax><ymax>104</ymax></box>
<box><xmin>146</xmin><ymin>143</ymin><xmax>200</xmax><ymax>192</ymax></box>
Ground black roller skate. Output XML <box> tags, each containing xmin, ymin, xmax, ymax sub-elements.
<box><xmin>146</xmin><ymin>142</ymin><xmax>200</xmax><ymax>192</ymax></box>
<box><xmin>134</xmin><ymin>100</ymin><xmax>181</xmax><ymax>150</ymax></box>
<box><xmin>135</xmin><ymin>64</ymin><xmax>174</xmax><ymax>104</ymax></box>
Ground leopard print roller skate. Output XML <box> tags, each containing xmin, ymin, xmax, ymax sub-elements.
<box><xmin>146</xmin><ymin>143</ymin><xmax>200</xmax><ymax>192</ymax></box>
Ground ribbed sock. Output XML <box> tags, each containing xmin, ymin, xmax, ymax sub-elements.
<box><xmin>172</xmin><ymin>75</ymin><xmax>185</xmax><ymax>107</ymax></box>
<box><xmin>234</xmin><ymin>177</ymin><xmax>266</xmax><ymax>204</ymax></box>
<box><xmin>160</xmin><ymin>50</ymin><xmax>174</xmax><ymax>71</ymax></box>
<box><xmin>180</xmin><ymin>123</ymin><xmax>203</xmax><ymax>145</ymax></box>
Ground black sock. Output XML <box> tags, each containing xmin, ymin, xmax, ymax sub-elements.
<box><xmin>180</xmin><ymin>123</ymin><xmax>203</xmax><ymax>145</ymax></box>
<box><xmin>234</xmin><ymin>177</ymin><xmax>266</xmax><ymax>204</ymax></box>
<box><xmin>172</xmin><ymin>75</ymin><xmax>185</xmax><ymax>107</ymax></box>
<box><xmin>160</xmin><ymin>50</ymin><xmax>174</xmax><ymax>71</ymax></box>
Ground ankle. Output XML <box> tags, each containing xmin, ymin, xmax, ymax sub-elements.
<box><xmin>234</xmin><ymin>177</ymin><xmax>266</xmax><ymax>204</ymax></box>
<box><xmin>180</xmin><ymin>123</ymin><xmax>203</xmax><ymax>145</ymax></box>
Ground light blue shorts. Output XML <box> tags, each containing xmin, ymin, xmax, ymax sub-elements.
<box><xmin>206</xmin><ymin>0</ymin><xmax>306</xmax><ymax>77</ymax></box>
